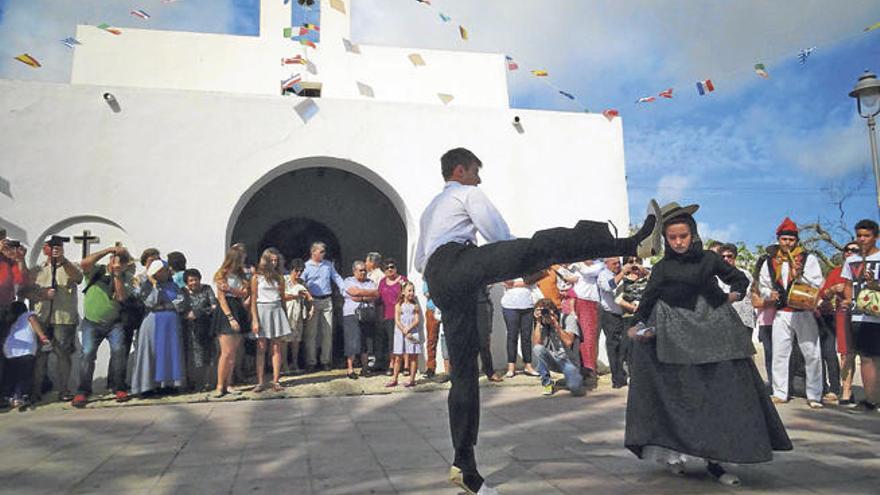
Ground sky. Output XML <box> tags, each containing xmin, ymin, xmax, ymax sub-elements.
<box><xmin>1</xmin><ymin>0</ymin><xmax>879</xmax><ymax>250</ymax></box>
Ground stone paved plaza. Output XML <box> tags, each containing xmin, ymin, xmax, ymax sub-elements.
<box><xmin>1</xmin><ymin>376</ymin><xmax>879</xmax><ymax>495</ymax></box>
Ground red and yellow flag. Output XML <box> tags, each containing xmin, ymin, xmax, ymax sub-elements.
<box><xmin>14</xmin><ymin>54</ymin><xmax>41</xmax><ymax>68</ymax></box>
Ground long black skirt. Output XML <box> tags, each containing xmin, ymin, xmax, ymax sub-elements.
<box><xmin>625</xmin><ymin>340</ymin><xmax>792</xmax><ymax>464</ymax></box>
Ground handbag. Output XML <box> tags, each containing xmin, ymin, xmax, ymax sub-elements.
<box><xmin>355</xmin><ymin>302</ymin><xmax>377</xmax><ymax>323</ymax></box>
<box><xmin>855</xmin><ymin>257</ymin><xmax>880</xmax><ymax>317</ymax></box>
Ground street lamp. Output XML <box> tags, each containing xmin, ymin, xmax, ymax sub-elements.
<box><xmin>849</xmin><ymin>70</ymin><xmax>880</xmax><ymax>215</ymax></box>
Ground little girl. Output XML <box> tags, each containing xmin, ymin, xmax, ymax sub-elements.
<box><xmin>386</xmin><ymin>281</ymin><xmax>422</xmax><ymax>388</ymax></box>
<box><xmin>2</xmin><ymin>301</ymin><xmax>49</xmax><ymax>410</ymax></box>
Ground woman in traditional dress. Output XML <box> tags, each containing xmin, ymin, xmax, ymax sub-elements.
<box><xmin>131</xmin><ymin>259</ymin><xmax>187</xmax><ymax>396</ymax></box>
<box><xmin>624</xmin><ymin>203</ymin><xmax>792</xmax><ymax>486</ymax></box>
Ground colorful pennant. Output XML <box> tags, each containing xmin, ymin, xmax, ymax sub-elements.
<box><xmin>438</xmin><ymin>93</ymin><xmax>454</xmax><ymax>105</ymax></box>
<box><xmin>696</xmin><ymin>79</ymin><xmax>715</xmax><ymax>95</ymax></box>
<box><xmin>97</xmin><ymin>23</ymin><xmax>122</xmax><ymax>35</ymax></box>
<box><xmin>299</xmin><ymin>39</ymin><xmax>317</xmax><ymax>49</ymax></box>
<box><xmin>283</xmin><ymin>27</ymin><xmax>293</xmax><ymax>38</ymax></box>
<box><xmin>864</xmin><ymin>21</ymin><xmax>880</xmax><ymax>32</ymax></box>
<box><xmin>636</xmin><ymin>96</ymin><xmax>656</xmax><ymax>103</ymax></box>
<box><xmin>459</xmin><ymin>26</ymin><xmax>468</xmax><ymax>41</ymax></box>
<box><xmin>658</xmin><ymin>88</ymin><xmax>673</xmax><ymax>99</ymax></box>
<box><xmin>282</xmin><ymin>73</ymin><xmax>303</xmax><ymax>92</ymax></box>
<box><xmin>14</xmin><ymin>54</ymin><xmax>41</xmax><ymax>68</ymax></box>
<box><xmin>602</xmin><ymin>109</ymin><xmax>619</xmax><ymax>121</ymax></box>
<box><xmin>282</xmin><ymin>55</ymin><xmax>307</xmax><ymax>65</ymax></box>
<box><xmin>531</xmin><ymin>70</ymin><xmax>548</xmax><ymax>77</ymax></box>
<box><xmin>797</xmin><ymin>47</ymin><xmax>815</xmax><ymax>64</ymax></box>
<box><xmin>754</xmin><ymin>63</ymin><xmax>769</xmax><ymax>78</ymax></box>
<box><xmin>559</xmin><ymin>90</ymin><xmax>575</xmax><ymax>100</ymax></box>
<box><xmin>130</xmin><ymin>9</ymin><xmax>151</xmax><ymax>20</ymax></box>
<box><xmin>61</xmin><ymin>37</ymin><xmax>82</xmax><ymax>49</ymax></box>
<box><xmin>505</xmin><ymin>55</ymin><xmax>518</xmax><ymax>71</ymax></box>
<box><xmin>439</xmin><ymin>13</ymin><xmax>451</xmax><ymax>22</ymax></box>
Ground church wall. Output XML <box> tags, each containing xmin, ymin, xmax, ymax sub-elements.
<box><xmin>0</xmin><ymin>78</ymin><xmax>629</xmax><ymax>373</ymax></box>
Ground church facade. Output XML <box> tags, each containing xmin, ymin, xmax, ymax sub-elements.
<box><xmin>1</xmin><ymin>0</ymin><xmax>629</xmax><ymax>370</ymax></box>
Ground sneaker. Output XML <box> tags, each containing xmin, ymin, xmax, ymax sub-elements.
<box><xmin>347</xmin><ymin>372</ymin><xmax>359</xmax><ymax>380</ymax></box>
<box><xmin>636</xmin><ymin>199</ymin><xmax>662</xmax><ymax>259</ymax></box>
<box><xmin>807</xmin><ymin>400</ymin><xmax>824</xmax><ymax>409</ymax></box>
<box><xmin>359</xmin><ymin>368</ymin><xmax>373</xmax><ymax>378</ymax></box>
<box><xmin>771</xmin><ymin>396</ymin><xmax>788</xmax><ymax>404</ymax></box>
<box><xmin>542</xmin><ymin>383</ymin><xmax>554</xmax><ymax>396</ymax></box>
<box><xmin>71</xmin><ymin>394</ymin><xmax>88</xmax><ymax>408</ymax></box>
<box><xmin>848</xmin><ymin>401</ymin><xmax>877</xmax><ymax>414</ymax></box>
<box><xmin>114</xmin><ymin>391</ymin><xmax>130</xmax><ymax>403</ymax></box>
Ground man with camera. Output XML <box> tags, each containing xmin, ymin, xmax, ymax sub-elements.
<box><xmin>72</xmin><ymin>245</ymin><xmax>135</xmax><ymax>408</ymax></box>
<box><xmin>531</xmin><ymin>298</ymin><xmax>584</xmax><ymax>396</ymax></box>
<box><xmin>23</xmin><ymin>235</ymin><xmax>83</xmax><ymax>402</ymax></box>
<box><xmin>597</xmin><ymin>257</ymin><xmax>631</xmax><ymax>389</ymax></box>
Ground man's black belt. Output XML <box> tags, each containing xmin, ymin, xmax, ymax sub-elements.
<box><xmin>313</xmin><ymin>294</ymin><xmax>332</xmax><ymax>300</ymax></box>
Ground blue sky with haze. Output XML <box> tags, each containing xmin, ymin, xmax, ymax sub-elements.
<box><xmin>1</xmin><ymin>0</ymin><xmax>879</xmax><ymax>248</ymax></box>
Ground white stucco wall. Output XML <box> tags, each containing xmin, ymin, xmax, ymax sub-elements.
<box><xmin>70</xmin><ymin>0</ymin><xmax>509</xmax><ymax>108</ymax></box>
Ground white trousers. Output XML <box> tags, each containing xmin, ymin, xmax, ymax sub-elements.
<box><xmin>771</xmin><ymin>310</ymin><xmax>822</xmax><ymax>402</ymax></box>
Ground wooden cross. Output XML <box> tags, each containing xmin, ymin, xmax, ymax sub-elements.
<box><xmin>73</xmin><ymin>230</ymin><xmax>100</xmax><ymax>258</ymax></box>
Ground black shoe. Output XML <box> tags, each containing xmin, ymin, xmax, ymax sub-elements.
<box><xmin>435</xmin><ymin>374</ymin><xmax>451</xmax><ymax>383</ymax></box>
<box><xmin>636</xmin><ymin>199</ymin><xmax>662</xmax><ymax>258</ymax></box>
<box><xmin>305</xmin><ymin>365</ymin><xmax>317</xmax><ymax>374</ymax></box>
<box><xmin>424</xmin><ymin>369</ymin><xmax>436</xmax><ymax>379</ymax></box>
<box><xmin>347</xmin><ymin>372</ymin><xmax>358</xmax><ymax>380</ymax></box>
<box><xmin>322</xmin><ymin>364</ymin><xmax>332</xmax><ymax>372</ymax></box>
<box><xmin>612</xmin><ymin>382</ymin><xmax>628</xmax><ymax>389</ymax></box>
<box><xmin>360</xmin><ymin>368</ymin><xmax>373</xmax><ymax>378</ymax></box>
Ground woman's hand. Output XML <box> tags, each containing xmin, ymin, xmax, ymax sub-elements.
<box><xmin>251</xmin><ymin>320</ymin><xmax>260</xmax><ymax>335</ymax></box>
<box><xmin>229</xmin><ymin>318</ymin><xmax>241</xmax><ymax>333</ymax></box>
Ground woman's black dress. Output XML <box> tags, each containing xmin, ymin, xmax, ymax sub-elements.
<box><xmin>624</xmin><ymin>219</ymin><xmax>792</xmax><ymax>464</ymax></box>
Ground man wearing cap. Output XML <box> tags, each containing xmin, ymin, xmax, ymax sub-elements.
<box><xmin>414</xmin><ymin>147</ymin><xmax>661</xmax><ymax>495</ymax></box>
<box><xmin>72</xmin><ymin>244</ymin><xmax>135</xmax><ymax>407</ymax></box>
<box><xmin>758</xmin><ymin>217</ymin><xmax>825</xmax><ymax>409</ymax></box>
<box><xmin>23</xmin><ymin>235</ymin><xmax>82</xmax><ymax>402</ymax></box>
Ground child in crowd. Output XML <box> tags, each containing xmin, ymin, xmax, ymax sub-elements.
<box><xmin>2</xmin><ymin>301</ymin><xmax>49</xmax><ymax>410</ymax></box>
<box><xmin>283</xmin><ymin>258</ymin><xmax>312</xmax><ymax>374</ymax></box>
<box><xmin>387</xmin><ymin>281</ymin><xmax>422</xmax><ymax>388</ymax></box>
<box><xmin>182</xmin><ymin>268</ymin><xmax>218</xmax><ymax>392</ymax></box>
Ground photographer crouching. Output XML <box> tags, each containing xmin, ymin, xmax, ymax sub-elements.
<box><xmin>22</xmin><ymin>235</ymin><xmax>83</xmax><ymax>402</ymax></box>
<box><xmin>531</xmin><ymin>298</ymin><xmax>585</xmax><ymax>396</ymax></box>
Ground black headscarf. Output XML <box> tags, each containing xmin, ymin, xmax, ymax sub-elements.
<box><xmin>662</xmin><ymin>213</ymin><xmax>704</xmax><ymax>262</ymax></box>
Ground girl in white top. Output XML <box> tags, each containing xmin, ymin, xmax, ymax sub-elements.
<box><xmin>2</xmin><ymin>301</ymin><xmax>49</xmax><ymax>409</ymax></box>
<box><xmin>250</xmin><ymin>248</ymin><xmax>292</xmax><ymax>392</ymax></box>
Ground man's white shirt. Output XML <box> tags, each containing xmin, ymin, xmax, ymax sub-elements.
<box><xmin>414</xmin><ymin>181</ymin><xmax>513</xmax><ymax>273</ymax></box>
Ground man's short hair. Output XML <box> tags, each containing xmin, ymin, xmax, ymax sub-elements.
<box><xmin>352</xmin><ymin>260</ymin><xmax>365</xmax><ymax>272</ymax></box>
<box><xmin>140</xmin><ymin>248</ymin><xmax>160</xmax><ymax>267</ymax></box>
<box><xmin>366</xmin><ymin>252</ymin><xmax>382</xmax><ymax>265</ymax></box>
<box><xmin>167</xmin><ymin>251</ymin><xmax>187</xmax><ymax>271</ymax></box>
<box><xmin>706</xmin><ymin>240</ymin><xmax>722</xmax><ymax>250</ymax></box>
<box><xmin>183</xmin><ymin>268</ymin><xmax>202</xmax><ymax>281</ymax></box>
<box><xmin>311</xmin><ymin>242</ymin><xmax>327</xmax><ymax>253</ymax></box>
<box><xmin>441</xmin><ymin>148</ymin><xmax>481</xmax><ymax>180</ymax></box>
<box><xmin>855</xmin><ymin>219</ymin><xmax>879</xmax><ymax>236</ymax></box>
<box><xmin>720</xmin><ymin>243</ymin><xmax>738</xmax><ymax>257</ymax></box>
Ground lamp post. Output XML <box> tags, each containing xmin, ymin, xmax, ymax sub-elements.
<box><xmin>849</xmin><ymin>70</ymin><xmax>880</xmax><ymax>216</ymax></box>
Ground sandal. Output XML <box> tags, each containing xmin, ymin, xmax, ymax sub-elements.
<box><xmin>385</xmin><ymin>380</ymin><xmax>398</xmax><ymax>388</ymax></box>
<box><xmin>272</xmin><ymin>382</ymin><xmax>284</xmax><ymax>392</ymax></box>
<box><xmin>252</xmin><ymin>383</ymin><xmax>267</xmax><ymax>393</ymax></box>
<box><xmin>404</xmin><ymin>381</ymin><xmax>416</xmax><ymax>388</ymax></box>
<box><xmin>524</xmin><ymin>369</ymin><xmax>540</xmax><ymax>377</ymax></box>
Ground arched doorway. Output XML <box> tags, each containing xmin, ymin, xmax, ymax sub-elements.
<box><xmin>229</xmin><ymin>165</ymin><xmax>408</xmax><ymax>274</ymax></box>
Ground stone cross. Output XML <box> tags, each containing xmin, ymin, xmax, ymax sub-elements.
<box><xmin>73</xmin><ymin>230</ymin><xmax>100</xmax><ymax>258</ymax></box>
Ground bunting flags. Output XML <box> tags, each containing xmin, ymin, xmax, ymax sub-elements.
<box><xmin>299</xmin><ymin>39</ymin><xmax>317</xmax><ymax>49</ymax></box>
<box><xmin>61</xmin><ymin>37</ymin><xmax>82</xmax><ymax>49</ymax></box>
<box><xmin>357</xmin><ymin>81</ymin><xmax>375</xmax><ymax>98</ymax></box>
<box><xmin>865</xmin><ymin>22</ymin><xmax>880</xmax><ymax>32</ymax></box>
<box><xmin>658</xmin><ymin>88</ymin><xmax>673</xmax><ymax>98</ymax></box>
<box><xmin>505</xmin><ymin>55</ymin><xmax>518</xmax><ymax>71</ymax></box>
<box><xmin>97</xmin><ymin>23</ymin><xmax>122</xmax><ymax>35</ymax></box>
<box><xmin>636</xmin><ymin>96</ymin><xmax>656</xmax><ymax>103</ymax></box>
<box><xmin>329</xmin><ymin>0</ymin><xmax>346</xmax><ymax>14</ymax></box>
<box><xmin>797</xmin><ymin>47</ymin><xmax>815</xmax><ymax>64</ymax></box>
<box><xmin>754</xmin><ymin>63</ymin><xmax>769</xmax><ymax>79</ymax></box>
<box><xmin>130</xmin><ymin>9</ymin><xmax>151</xmax><ymax>20</ymax></box>
<box><xmin>342</xmin><ymin>38</ymin><xmax>361</xmax><ymax>54</ymax></box>
<box><xmin>459</xmin><ymin>25</ymin><xmax>468</xmax><ymax>41</ymax></box>
<box><xmin>695</xmin><ymin>79</ymin><xmax>714</xmax><ymax>95</ymax></box>
<box><xmin>14</xmin><ymin>54</ymin><xmax>41</xmax><ymax>68</ymax></box>
<box><xmin>602</xmin><ymin>109</ymin><xmax>619</xmax><ymax>121</ymax></box>
<box><xmin>531</xmin><ymin>70</ymin><xmax>548</xmax><ymax>77</ymax></box>
<box><xmin>408</xmin><ymin>53</ymin><xmax>426</xmax><ymax>66</ymax></box>
<box><xmin>282</xmin><ymin>55</ymin><xmax>307</xmax><ymax>65</ymax></box>
<box><xmin>282</xmin><ymin>73</ymin><xmax>303</xmax><ymax>93</ymax></box>
<box><xmin>559</xmin><ymin>90</ymin><xmax>575</xmax><ymax>100</ymax></box>
<box><xmin>439</xmin><ymin>13</ymin><xmax>451</xmax><ymax>22</ymax></box>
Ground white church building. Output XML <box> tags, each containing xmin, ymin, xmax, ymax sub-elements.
<box><xmin>0</xmin><ymin>0</ymin><xmax>630</xmax><ymax>374</ymax></box>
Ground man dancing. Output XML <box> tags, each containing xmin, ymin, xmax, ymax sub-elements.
<box><xmin>414</xmin><ymin>148</ymin><xmax>661</xmax><ymax>494</ymax></box>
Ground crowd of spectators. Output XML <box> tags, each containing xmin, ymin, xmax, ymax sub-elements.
<box><xmin>2</xmin><ymin>215</ymin><xmax>879</xmax><ymax>411</ymax></box>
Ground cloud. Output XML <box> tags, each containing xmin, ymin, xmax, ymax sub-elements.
<box><xmin>776</xmin><ymin>115</ymin><xmax>870</xmax><ymax>177</ymax></box>
<box><xmin>0</xmin><ymin>0</ymin><xmax>251</xmax><ymax>83</ymax></box>
<box><xmin>697</xmin><ymin>221</ymin><xmax>741</xmax><ymax>244</ymax></box>
<box><xmin>655</xmin><ymin>174</ymin><xmax>693</xmax><ymax>204</ymax></box>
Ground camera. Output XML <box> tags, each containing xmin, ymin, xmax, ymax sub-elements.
<box><xmin>5</xmin><ymin>240</ymin><xmax>21</xmax><ymax>248</ymax></box>
<box><xmin>540</xmin><ymin>308</ymin><xmax>550</xmax><ymax>317</ymax></box>
<box><xmin>46</xmin><ymin>235</ymin><xmax>70</xmax><ymax>247</ymax></box>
